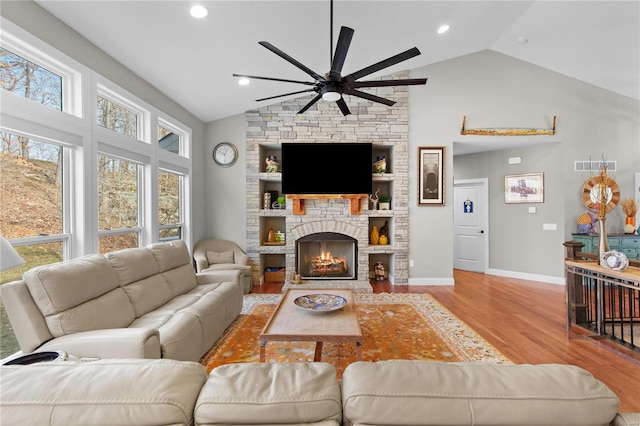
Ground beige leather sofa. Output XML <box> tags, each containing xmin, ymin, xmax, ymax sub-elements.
<box><xmin>2</xmin><ymin>240</ymin><xmax>243</xmax><ymax>362</ymax></box>
<box><xmin>1</xmin><ymin>359</ymin><xmax>637</xmax><ymax>426</ymax></box>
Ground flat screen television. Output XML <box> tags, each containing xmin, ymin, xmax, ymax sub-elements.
<box><xmin>281</xmin><ymin>142</ymin><xmax>373</xmax><ymax>195</ymax></box>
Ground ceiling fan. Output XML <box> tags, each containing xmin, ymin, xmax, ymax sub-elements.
<box><xmin>233</xmin><ymin>0</ymin><xmax>427</xmax><ymax>116</ymax></box>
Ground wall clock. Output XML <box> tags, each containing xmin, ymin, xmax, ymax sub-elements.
<box><xmin>212</xmin><ymin>142</ymin><xmax>238</xmax><ymax>167</ymax></box>
<box><xmin>582</xmin><ymin>175</ymin><xmax>620</xmax><ymax>213</ymax></box>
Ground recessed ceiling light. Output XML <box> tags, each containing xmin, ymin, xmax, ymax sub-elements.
<box><xmin>190</xmin><ymin>5</ymin><xmax>208</xmax><ymax>19</ymax></box>
<box><xmin>238</xmin><ymin>78</ymin><xmax>250</xmax><ymax>86</ymax></box>
<box><xmin>437</xmin><ymin>24</ymin><xmax>450</xmax><ymax>34</ymax></box>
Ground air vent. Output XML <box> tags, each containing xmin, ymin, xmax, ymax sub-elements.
<box><xmin>574</xmin><ymin>160</ymin><xmax>616</xmax><ymax>172</ymax></box>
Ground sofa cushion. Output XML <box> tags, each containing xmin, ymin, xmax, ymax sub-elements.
<box><xmin>149</xmin><ymin>239</ymin><xmax>192</xmax><ymax>271</ymax></box>
<box><xmin>162</xmin><ymin>264</ymin><xmax>198</xmax><ymax>297</ymax></box>
<box><xmin>23</xmin><ymin>254</ymin><xmax>135</xmax><ymax>337</ymax></box>
<box><xmin>206</xmin><ymin>250</ymin><xmax>234</xmax><ymax>265</ymax></box>
<box><xmin>0</xmin><ymin>359</ymin><xmax>207</xmax><ymax>426</ymax></box>
<box><xmin>106</xmin><ymin>246</ymin><xmax>160</xmax><ymax>285</ymax></box>
<box><xmin>195</xmin><ymin>362</ymin><xmax>342</xmax><ymax>425</ymax></box>
<box><xmin>106</xmin><ymin>246</ymin><xmax>174</xmax><ymax>317</ymax></box>
<box><xmin>23</xmin><ymin>254</ymin><xmax>120</xmax><ymax>315</ymax></box>
<box><xmin>46</xmin><ymin>288</ymin><xmax>135</xmax><ymax>337</ymax></box>
<box><xmin>341</xmin><ymin>360</ymin><xmax>621</xmax><ymax>426</ymax></box>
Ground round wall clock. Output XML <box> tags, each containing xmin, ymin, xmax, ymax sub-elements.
<box><xmin>212</xmin><ymin>142</ymin><xmax>238</xmax><ymax>167</ymax></box>
<box><xmin>581</xmin><ymin>175</ymin><xmax>620</xmax><ymax>213</ymax></box>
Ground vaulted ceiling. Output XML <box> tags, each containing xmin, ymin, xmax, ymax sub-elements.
<box><xmin>35</xmin><ymin>1</ymin><xmax>639</xmax><ymax>124</ymax></box>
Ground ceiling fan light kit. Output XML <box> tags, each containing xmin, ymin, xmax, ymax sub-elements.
<box><xmin>233</xmin><ymin>0</ymin><xmax>427</xmax><ymax>116</ymax></box>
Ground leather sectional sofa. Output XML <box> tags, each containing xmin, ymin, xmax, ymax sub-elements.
<box><xmin>2</xmin><ymin>240</ymin><xmax>243</xmax><ymax>362</ymax></box>
<box><xmin>1</xmin><ymin>359</ymin><xmax>637</xmax><ymax>426</ymax></box>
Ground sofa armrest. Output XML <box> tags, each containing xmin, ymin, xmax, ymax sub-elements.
<box><xmin>196</xmin><ymin>269</ymin><xmax>241</xmax><ymax>286</ymax></box>
<box><xmin>611</xmin><ymin>413</ymin><xmax>640</xmax><ymax>426</ymax></box>
<box><xmin>37</xmin><ymin>328</ymin><xmax>161</xmax><ymax>359</ymax></box>
<box><xmin>235</xmin><ymin>251</ymin><xmax>250</xmax><ymax>266</ymax></box>
<box><xmin>193</xmin><ymin>251</ymin><xmax>209</xmax><ymax>273</ymax></box>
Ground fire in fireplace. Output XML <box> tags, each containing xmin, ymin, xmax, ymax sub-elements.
<box><xmin>296</xmin><ymin>232</ymin><xmax>356</xmax><ymax>280</ymax></box>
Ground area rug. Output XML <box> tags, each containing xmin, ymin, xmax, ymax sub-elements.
<box><xmin>201</xmin><ymin>293</ymin><xmax>510</xmax><ymax>377</ymax></box>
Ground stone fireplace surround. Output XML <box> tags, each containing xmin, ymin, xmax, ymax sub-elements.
<box><xmin>244</xmin><ymin>72</ymin><xmax>410</xmax><ymax>294</ymax></box>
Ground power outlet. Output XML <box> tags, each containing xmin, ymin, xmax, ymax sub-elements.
<box><xmin>409</xmin><ymin>259</ymin><xmax>415</xmax><ymax>267</ymax></box>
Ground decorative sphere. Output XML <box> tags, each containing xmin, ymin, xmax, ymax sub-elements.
<box><xmin>379</xmin><ymin>235</ymin><xmax>388</xmax><ymax>245</ymax></box>
<box><xmin>624</xmin><ymin>223</ymin><xmax>636</xmax><ymax>234</ymax></box>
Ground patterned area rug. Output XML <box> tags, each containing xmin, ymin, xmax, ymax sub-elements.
<box><xmin>201</xmin><ymin>293</ymin><xmax>510</xmax><ymax>377</ymax></box>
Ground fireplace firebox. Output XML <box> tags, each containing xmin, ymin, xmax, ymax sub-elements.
<box><xmin>296</xmin><ymin>232</ymin><xmax>356</xmax><ymax>280</ymax></box>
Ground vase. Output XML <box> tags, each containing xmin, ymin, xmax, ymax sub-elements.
<box><xmin>625</xmin><ymin>216</ymin><xmax>636</xmax><ymax>227</ymax></box>
<box><xmin>370</xmin><ymin>226</ymin><xmax>379</xmax><ymax>245</ymax></box>
<box><xmin>598</xmin><ymin>217</ymin><xmax>610</xmax><ymax>264</ymax></box>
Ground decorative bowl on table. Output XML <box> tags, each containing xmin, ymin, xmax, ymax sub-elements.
<box><xmin>600</xmin><ymin>250</ymin><xmax>629</xmax><ymax>271</ymax></box>
<box><xmin>294</xmin><ymin>293</ymin><xmax>347</xmax><ymax>313</ymax></box>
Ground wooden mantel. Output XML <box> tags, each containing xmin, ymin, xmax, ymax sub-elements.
<box><xmin>287</xmin><ymin>194</ymin><xmax>369</xmax><ymax>215</ymax></box>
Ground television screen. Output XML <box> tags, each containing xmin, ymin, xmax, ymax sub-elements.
<box><xmin>281</xmin><ymin>143</ymin><xmax>373</xmax><ymax>195</ymax></box>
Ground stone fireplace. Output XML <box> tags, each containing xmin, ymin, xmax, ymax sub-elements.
<box><xmin>296</xmin><ymin>232</ymin><xmax>357</xmax><ymax>280</ymax></box>
<box><xmin>284</xmin><ymin>216</ymin><xmax>371</xmax><ymax>293</ymax></box>
<box><xmin>244</xmin><ymin>70</ymin><xmax>411</xmax><ymax>294</ymax></box>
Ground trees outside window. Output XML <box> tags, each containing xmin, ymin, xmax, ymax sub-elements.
<box><xmin>0</xmin><ymin>47</ymin><xmax>62</xmax><ymax>111</ymax></box>
<box><xmin>98</xmin><ymin>155</ymin><xmax>140</xmax><ymax>253</ymax></box>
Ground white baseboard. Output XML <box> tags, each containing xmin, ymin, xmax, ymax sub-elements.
<box><xmin>404</xmin><ymin>270</ymin><xmax>565</xmax><ymax>286</ymax></box>
<box><xmin>486</xmin><ymin>268</ymin><xmax>565</xmax><ymax>285</ymax></box>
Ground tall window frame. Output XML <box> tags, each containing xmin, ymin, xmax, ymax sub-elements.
<box><xmin>0</xmin><ymin>17</ymin><xmax>194</xmax><ymax>359</ymax></box>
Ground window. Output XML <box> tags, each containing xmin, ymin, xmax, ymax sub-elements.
<box><xmin>159</xmin><ymin>169</ymin><xmax>183</xmax><ymax>241</ymax></box>
<box><xmin>0</xmin><ymin>17</ymin><xmax>192</xmax><ymax>360</ymax></box>
<box><xmin>96</xmin><ymin>95</ymin><xmax>138</xmax><ymax>139</ymax></box>
<box><xmin>98</xmin><ymin>155</ymin><xmax>141</xmax><ymax>253</ymax></box>
<box><xmin>0</xmin><ymin>134</ymin><xmax>67</xmax><ymax>358</ymax></box>
<box><xmin>0</xmin><ymin>47</ymin><xmax>62</xmax><ymax>110</ymax></box>
<box><xmin>158</xmin><ymin>125</ymin><xmax>180</xmax><ymax>154</ymax></box>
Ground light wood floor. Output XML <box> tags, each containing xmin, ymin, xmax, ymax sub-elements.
<box><xmin>253</xmin><ymin>269</ymin><xmax>640</xmax><ymax>412</ymax></box>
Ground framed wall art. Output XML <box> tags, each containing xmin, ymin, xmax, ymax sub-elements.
<box><xmin>418</xmin><ymin>146</ymin><xmax>445</xmax><ymax>205</ymax></box>
<box><xmin>505</xmin><ymin>173</ymin><xmax>544</xmax><ymax>203</ymax></box>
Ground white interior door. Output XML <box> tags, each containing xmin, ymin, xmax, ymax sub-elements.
<box><xmin>453</xmin><ymin>179</ymin><xmax>488</xmax><ymax>273</ymax></box>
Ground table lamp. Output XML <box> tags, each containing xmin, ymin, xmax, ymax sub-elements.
<box><xmin>0</xmin><ymin>235</ymin><xmax>25</xmax><ymax>272</ymax></box>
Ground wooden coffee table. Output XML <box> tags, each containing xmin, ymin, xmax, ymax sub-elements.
<box><xmin>259</xmin><ymin>288</ymin><xmax>362</xmax><ymax>362</ymax></box>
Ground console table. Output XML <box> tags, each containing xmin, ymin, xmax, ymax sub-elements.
<box><xmin>564</xmin><ymin>259</ymin><xmax>639</xmax><ymax>351</ymax></box>
<box><xmin>571</xmin><ymin>233</ymin><xmax>640</xmax><ymax>260</ymax></box>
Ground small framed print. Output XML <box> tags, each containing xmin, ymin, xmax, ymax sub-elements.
<box><xmin>505</xmin><ymin>173</ymin><xmax>544</xmax><ymax>203</ymax></box>
<box><xmin>418</xmin><ymin>146</ymin><xmax>445</xmax><ymax>205</ymax></box>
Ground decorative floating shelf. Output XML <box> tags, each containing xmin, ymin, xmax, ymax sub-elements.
<box><xmin>287</xmin><ymin>194</ymin><xmax>368</xmax><ymax>215</ymax></box>
<box><xmin>460</xmin><ymin>115</ymin><xmax>556</xmax><ymax>136</ymax></box>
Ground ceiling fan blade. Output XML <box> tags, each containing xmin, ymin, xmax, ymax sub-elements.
<box><xmin>233</xmin><ymin>74</ymin><xmax>315</xmax><ymax>86</ymax></box>
<box><xmin>345</xmin><ymin>47</ymin><xmax>422</xmax><ymax>82</ymax></box>
<box><xmin>351</xmin><ymin>78</ymin><xmax>428</xmax><ymax>88</ymax></box>
<box><xmin>344</xmin><ymin>89</ymin><xmax>396</xmax><ymax>106</ymax></box>
<box><xmin>336</xmin><ymin>97</ymin><xmax>351</xmax><ymax>116</ymax></box>
<box><xmin>256</xmin><ymin>88</ymin><xmax>316</xmax><ymax>102</ymax></box>
<box><xmin>259</xmin><ymin>41</ymin><xmax>326</xmax><ymax>82</ymax></box>
<box><xmin>329</xmin><ymin>26</ymin><xmax>354</xmax><ymax>79</ymax></box>
<box><xmin>298</xmin><ymin>93</ymin><xmax>323</xmax><ymax>114</ymax></box>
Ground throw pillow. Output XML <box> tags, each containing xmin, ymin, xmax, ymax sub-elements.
<box><xmin>207</xmin><ymin>250</ymin><xmax>234</xmax><ymax>265</ymax></box>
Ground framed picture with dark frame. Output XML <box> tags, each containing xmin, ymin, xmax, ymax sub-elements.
<box><xmin>418</xmin><ymin>146</ymin><xmax>445</xmax><ymax>205</ymax></box>
<box><xmin>505</xmin><ymin>173</ymin><xmax>544</xmax><ymax>203</ymax></box>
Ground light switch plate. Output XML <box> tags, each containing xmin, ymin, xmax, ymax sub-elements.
<box><xmin>543</xmin><ymin>223</ymin><xmax>557</xmax><ymax>231</ymax></box>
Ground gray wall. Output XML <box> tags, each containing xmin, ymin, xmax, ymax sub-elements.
<box><xmin>410</xmin><ymin>50</ymin><xmax>638</xmax><ymax>281</ymax></box>
<box><xmin>207</xmin><ymin>50</ymin><xmax>639</xmax><ymax>283</ymax></box>
<box><xmin>6</xmin><ymin>1</ymin><xmax>638</xmax><ymax>282</ymax></box>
